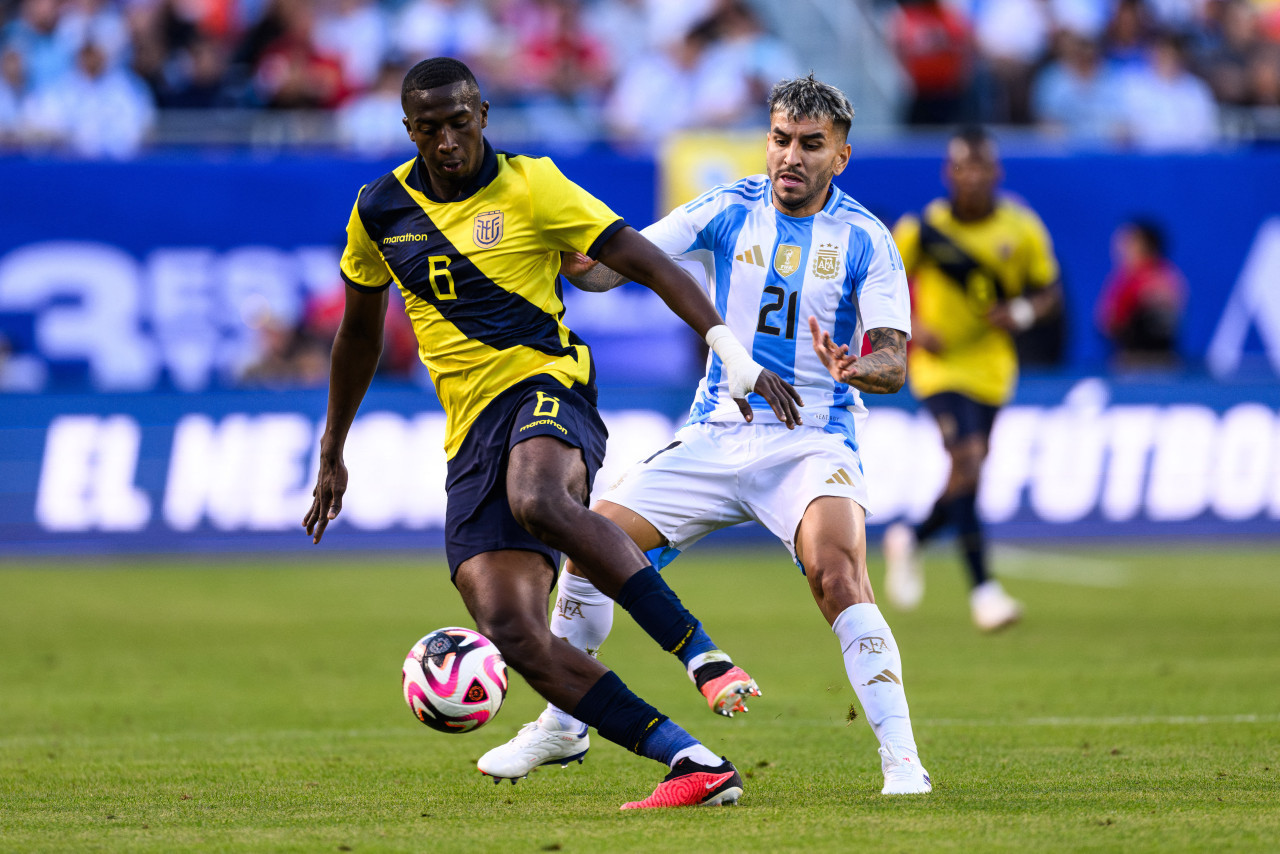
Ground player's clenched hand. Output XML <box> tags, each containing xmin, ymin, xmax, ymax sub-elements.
<box><xmin>809</xmin><ymin>316</ymin><xmax>858</xmax><ymax>382</ymax></box>
<box><xmin>751</xmin><ymin>370</ymin><xmax>804</xmax><ymax>429</ymax></box>
<box><xmin>987</xmin><ymin>297</ymin><xmax>1035</xmax><ymax>333</ymax></box>
<box><xmin>303</xmin><ymin>457</ymin><xmax>348</xmax><ymax>544</ymax></box>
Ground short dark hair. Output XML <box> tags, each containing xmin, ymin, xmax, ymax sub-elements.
<box><xmin>402</xmin><ymin>57</ymin><xmax>480</xmax><ymax>106</ymax></box>
<box><xmin>1127</xmin><ymin>218</ymin><xmax>1167</xmax><ymax>257</ymax></box>
<box><xmin>950</xmin><ymin>124</ymin><xmax>998</xmax><ymax>159</ymax></box>
<box><xmin>767</xmin><ymin>74</ymin><xmax>854</xmax><ymax>141</ymax></box>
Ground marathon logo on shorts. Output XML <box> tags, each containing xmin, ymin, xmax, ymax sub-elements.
<box><xmin>519</xmin><ymin>418</ymin><xmax>567</xmax><ymax>436</ymax></box>
<box><xmin>518</xmin><ymin>391</ymin><xmax>567</xmax><ymax>435</ymax></box>
<box><xmin>473</xmin><ymin>210</ymin><xmax>504</xmax><ymax>248</ymax></box>
<box><xmin>517</xmin><ymin>394</ymin><xmax>568</xmax><ymax>435</ymax></box>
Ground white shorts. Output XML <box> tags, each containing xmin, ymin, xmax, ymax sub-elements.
<box><xmin>601</xmin><ymin>421</ymin><xmax>869</xmax><ymax>565</ymax></box>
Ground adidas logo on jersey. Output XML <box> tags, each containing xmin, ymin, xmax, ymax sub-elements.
<box><xmin>825</xmin><ymin>468</ymin><xmax>854</xmax><ymax>485</ymax></box>
<box><xmin>865</xmin><ymin>669</ymin><xmax>902</xmax><ymax>686</ymax></box>
<box><xmin>735</xmin><ymin>245</ymin><xmax>765</xmax><ymax>267</ymax></box>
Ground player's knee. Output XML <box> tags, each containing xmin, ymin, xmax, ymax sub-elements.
<box><xmin>508</xmin><ymin>484</ymin><xmax>575</xmax><ymax>542</ymax></box>
<box><xmin>507</xmin><ymin>483</ymin><xmax>550</xmax><ymax>530</ymax></box>
<box><xmin>807</xmin><ymin>549</ymin><xmax>872</xmax><ymax>607</ymax></box>
<box><xmin>473</xmin><ymin>613</ymin><xmax>550</xmax><ymax>675</ymax></box>
<box><xmin>951</xmin><ymin>466</ymin><xmax>981</xmax><ymax>494</ymax></box>
<box><xmin>950</xmin><ymin>445</ymin><xmax>986</xmax><ymax>490</ymax></box>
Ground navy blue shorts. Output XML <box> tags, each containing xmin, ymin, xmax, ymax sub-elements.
<box><xmin>443</xmin><ymin>377</ymin><xmax>608</xmax><ymax>579</ymax></box>
<box><xmin>922</xmin><ymin>392</ymin><xmax>1000</xmax><ymax>447</ymax></box>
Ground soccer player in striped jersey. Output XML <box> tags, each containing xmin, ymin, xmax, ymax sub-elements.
<box><xmin>883</xmin><ymin>127</ymin><xmax>1062</xmax><ymax>632</ymax></box>
<box><xmin>479</xmin><ymin>74</ymin><xmax>931</xmax><ymax>797</ymax></box>
<box><xmin>304</xmin><ymin>57</ymin><xmax>806</xmax><ymax>810</ymax></box>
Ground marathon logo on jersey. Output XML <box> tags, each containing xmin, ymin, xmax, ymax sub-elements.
<box><xmin>773</xmin><ymin>244</ymin><xmax>802</xmax><ymax>277</ymax></box>
<box><xmin>812</xmin><ymin>244</ymin><xmax>842</xmax><ymax>279</ymax></box>
<box><xmin>473</xmin><ymin>210</ymin><xmax>504</xmax><ymax>248</ymax></box>
<box><xmin>382</xmin><ymin>233</ymin><xmax>432</xmax><ymax>245</ymax></box>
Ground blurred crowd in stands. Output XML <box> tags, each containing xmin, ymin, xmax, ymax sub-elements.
<box><xmin>893</xmin><ymin>0</ymin><xmax>1280</xmax><ymax>146</ymax></box>
<box><xmin>0</xmin><ymin>0</ymin><xmax>802</xmax><ymax>156</ymax></box>
<box><xmin>1</xmin><ymin>0</ymin><xmax>1278</xmax><ymax>158</ymax></box>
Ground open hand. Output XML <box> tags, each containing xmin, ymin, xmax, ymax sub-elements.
<box><xmin>302</xmin><ymin>457</ymin><xmax>348</xmax><ymax>544</ymax></box>
<box><xmin>809</xmin><ymin>316</ymin><xmax>859</xmax><ymax>383</ymax></box>
<box><xmin>736</xmin><ymin>369</ymin><xmax>803</xmax><ymax>428</ymax></box>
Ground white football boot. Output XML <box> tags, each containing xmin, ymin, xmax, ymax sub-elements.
<box><xmin>970</xmin><ymin>580</ymin><xmax>1022</xmax><ymax>632</ymax></box>
<box><xmin>477</xmin><ymin>710</ymin><xmax>589</xmax><ymax>783</ymax></box>
<box><xmin>883</xmin><ymin>522</ymin><xmax>925</xmax><ymax>611</ymax></box>
<box><xmin>879</xmin><ymin>742</ymin><xmax>932</xmax><ymax>795</ymax></box>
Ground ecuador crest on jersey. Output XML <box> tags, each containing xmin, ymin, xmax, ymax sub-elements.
<box><xmin>473</xmin><ymin>210</ymin><xmax>504</xmax><ymax>248</ymax></box>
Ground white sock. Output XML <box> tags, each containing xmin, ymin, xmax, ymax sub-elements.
<box><xmin>832</xmin><ymin>603</ymin><xmax>920</xmax><ymax>758</ymax></box>
<box><xmin>543</xmin><ymin>568</ymin><xmax>615</xmax><ymax>730</ymax></box>
<box><xmin>671</xmin><ymin>744</ymin><xmax>721</xmax><ymax>768</ymax></box>
<box><xmin>686</xmin><ymin>649</ymin><xmax>731</xmax><ymax>681</ymax></box>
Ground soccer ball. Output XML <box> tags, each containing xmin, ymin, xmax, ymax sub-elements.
<box><xmin>402</xmin><ymin>627</ymin><xmax>508</xmax><ymax>734</ymax></box>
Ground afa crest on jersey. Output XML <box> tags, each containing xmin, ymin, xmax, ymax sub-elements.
<box><xmin>473</xmin><ymin>210</ymin><xmax>504</xmax><ymax>248</ymax></box>
<box><xmin>812</xmin><ymin>244</ymin><xmax>842</xmax><ymax>279</ymax></box>
<box><xmin>774</xmin><ymin>244</ymin><xmax>802</xmax><ymax>277</ymax></box>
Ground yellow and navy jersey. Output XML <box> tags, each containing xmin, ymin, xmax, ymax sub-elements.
<box><xmin>894</xmin><ymin>195</ymin><xmax>1058</xmax><ymax>406</ymax></box>
<box><xmin>339</xmin><ymin>140</ymin><xmax>625</xmax><ymax>458</ymax></box>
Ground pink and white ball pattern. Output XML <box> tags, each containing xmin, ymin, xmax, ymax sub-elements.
<box><xmin>402</xmin><ymin>627</ymin><xmax>508</xmax><ymax>734</ymax></box>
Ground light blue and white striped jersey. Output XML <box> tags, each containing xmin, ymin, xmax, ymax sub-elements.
<box><xmin>641</xmin><ymin>175</ymin><xmax>911</xmax><ymax>450</ymax></box>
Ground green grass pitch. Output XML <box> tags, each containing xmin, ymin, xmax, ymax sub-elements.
<box><xmin>2</xmin><ymin>542</ymin><xmax>1278</xmax><ymax>852</ymax></box>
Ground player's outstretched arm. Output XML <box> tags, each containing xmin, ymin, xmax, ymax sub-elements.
<box><xmin>808</xmin><ymin>318</ymin><xmax>907</xmax><ymax>394</ymax></box>
<box><xmin>594</xmin><ymin>227</ymin><xmax>803</xmax><ymax>427</ymax></box>
<box><xmin>303</xmin><ymin>287</ymin><xmax>388</xmax><ymax>544</ymax></box>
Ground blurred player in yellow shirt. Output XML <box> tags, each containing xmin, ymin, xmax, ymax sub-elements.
<box><xmin>884</xmin><ymin>126</ymin><xmax>1061</xmax><ymax>631</ymax></box>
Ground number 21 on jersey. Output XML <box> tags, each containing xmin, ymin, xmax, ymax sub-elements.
<box><xmin>757</xmin><ymin>286</ymin><xmax>799</xmax><ymax>339</ymax></box>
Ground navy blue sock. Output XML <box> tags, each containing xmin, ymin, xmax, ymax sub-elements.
<box><xmin>638</xmin><ymin>719</ymin><xmax>700</xmax><ymax>766</ymax></box>
<box><xmin>915</xmin><ymin>496</ymin><xmax>950</xmax><ymax>543</ymax></box>
<box><xmin>949</xmin><ymin>492</ymin><xmax>990</xmax><ymax>587</ymax></box>
<box><xmin>615</xmin><ymin>566</ymin><xmax>716</xmax><ymax>666</ymax></box>
<box><xmin>571</xmin><ymin>671</ymin><xmax>667</xmax><ymax>754</ymax></box>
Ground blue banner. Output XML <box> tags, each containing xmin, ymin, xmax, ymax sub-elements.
<box><xmin>837</xmin><ymin>148</ymin><xmax>1280</xmax><ymax>372</ymax></box>
<box><xmin>2</xmin><ymin>148</ymin><xmax>1279</xmax><ymax>394</ymax></box>
<box><xmin>3</xmin><ymin>376</ymin><xmax>1278</xmax><ymax>554</ymax></box>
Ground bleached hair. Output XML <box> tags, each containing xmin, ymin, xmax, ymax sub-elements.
<box><xmin>767</xmin><ymin>74</ymin><xmax>854</xmax><ymax>140</ymax></box>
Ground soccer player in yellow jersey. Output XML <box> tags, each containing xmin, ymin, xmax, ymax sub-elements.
<box><xmin>883</xmin><ymin>126</ymin><xmax>1061</xmax><ymax>632</ymax></box>
<box><xmin>302</xmin><ymin>57</ymin><xmax>802</xmax><ymax>809</ymax></box>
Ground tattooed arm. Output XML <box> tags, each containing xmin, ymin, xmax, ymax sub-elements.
<box><xmin>808</xmin><ymin>319</ymin><xmax>908</xmax><ymax>394</ymax></box>
<box><xmin>558</xmin><ymin>251</ymin><xmax>628</xmax><ymax>292</ymax></box>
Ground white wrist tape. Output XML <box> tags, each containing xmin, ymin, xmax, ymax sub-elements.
<box><xmin>1008</xmin><ymin>297</ymin><xmax>1036</xmax><ymax>332</ymax></box>
<box><xmin>705</xmin><ymin>324</ymin><xmax>763</xmax><ymax>397</ymax></box>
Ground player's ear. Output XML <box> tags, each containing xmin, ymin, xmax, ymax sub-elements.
<box><xmin>479</xmin><ymin>100</ymin><xmax>489</xmax><ymax>130</ymax></box>
<box><xmin>403</xmin><ymin>116</ymin><xmax>413</xmax><ymax>140</ymax></box>
<box><xmin>832</xmin><ymin>142</ymin><xmax>852</xmax><ymax>176</ymax></box>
